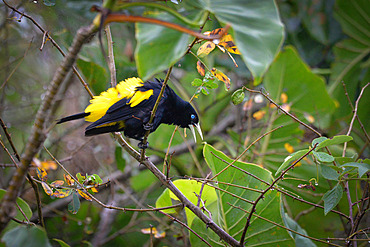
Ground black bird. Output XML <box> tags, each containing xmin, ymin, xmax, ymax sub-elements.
<box><xmin>57</xmin><ymin>77</ymin><xmax>203</xmax><ymax>148</ymax></box>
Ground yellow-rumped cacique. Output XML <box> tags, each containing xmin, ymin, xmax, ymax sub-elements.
<box><xmin>57</xmin><ymin>77</ymin><xmax>203</xmax><ymax>148</ymax></box>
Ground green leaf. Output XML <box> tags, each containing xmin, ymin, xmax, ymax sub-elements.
<box><xmin>313</xmin><ymin>151</ymin><xmax>335</xmax><ymax>163</ymax></box>
<box><xmin>53</xmin><ymin>238</ymin><xmax>71</xmax><ymax>247</ymax></box>
<box><xmin>334</xmin><ymin>0</ymin><xmax>370</xmax><ymax>46</ymax></box>
<box><xmin>321</xmin><ymin>165</ymin><xmax>339</xmax><ymax>181</ymax></box>
<box><xmin>264</xmin><ymin>46</ymin><xmax>336</xmax><ymax>129</ymax></box>
<box><xmin>135</xmin><ymin>12</ymin><xmax>190</xmax><ymax>80</ymax></box>
<box><xmin>156</xmin><ymin>179</ymin><xmax>217</xmax><ymax>227</ymax></box>
<box><xmin>231</xmin><ymin>89</ymin><xmax>245</xmax><ymax>105</ymax></box>
<box><xmin>76</xmin><ymin>59</ymin><xmax>108</xmax><ymax>95</ymax></box>
<box><xmin>130</xmin><ymin>169</ymin><xmax>157</xmax><ymax>192</ymax></box>
<box><xmin>322</xmin><ymin>184</ymin><xmax>343</xmax><ymax>215</ymax></box>
<box><xmin>68</xmin><ymin>191</ymin><xmax>81</xmax><ymax>214</ymax></box>
<box><xmin>195</xmin><ymin>0</ymin><xmax>284</xmax><ymax>84</ymax></box>
<box><xmin>2</xmin><ymin>226</ymin><xmax>52</xmax><ymax>247</ymax></box>
<box><xmin>276</xmin><ymin>149</ymin><xmax>309</xmax><ymax>175</ymax></box>
<box><xmin>282</xmin><ymin>213</ymin><xmax>317</xmax><ymax>247</ymax></box>
<box><xmin>115</xmin><ymin>146</ymin><xmax>126</xmax><ymax>172</ymax></box>
<box><xmin>311</xmin><ymin>137</ymin><xmax>327</xmax><ymax>148</ymax></box>
<box><xmin>0</xmin><ymin>189</ymin><xmax>32</xmax><ymax>225</ymax></box>
<box><xmin>191</xmin><ymin>78</ymin><xmax>203</xmax><ymax>87</ymax></box>
<box><xmin>329</xmin><ymin>0</ymin><xmax>370</xmax><ymax>102</ymax></box>
<box><xmin>196</xmin><ymin>144</ymin><xmax>294</xmax><ymax>246</ymax></box>
<box><xmin>341</xmin><ymin>162</ymin><xmax>370</xmax><ymax>178</ymax></box>
<box><xmin>316</xmin><ymin>135</ymin><xmax>353</xmax><ymax>150</ymax></box>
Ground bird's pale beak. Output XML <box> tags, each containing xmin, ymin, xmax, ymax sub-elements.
<box><xmin>188</xmin><ymin>123</ymin><xmax>203</xmax><ymax>142</ymax></box>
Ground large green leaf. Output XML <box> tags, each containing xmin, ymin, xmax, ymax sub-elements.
<box><xmin>2</xmin><ymin>226</ymin><xmax>52</xmax><ymax>247</ymax></box>
<box><xmin>195</xmin><ymin>0</ymin><xmax>285</xmax><ymax>84</ymax></box>
<box><xmin>264</xmin><ymin>46</ymin><xmax>336</xmax><ymax>128</ymax></box>
<box><xmin>0</xmin><ymin>189</ymin><xmax>32</xmax><ymax>231</ymax></box>
<box><xmin>135</xmin><ymin>12</ymin><xmax>190</xmax><ymax>80</ymax></box>
<box><xmin>329</xmin><ymin>0</ymin><xmax>370</xmax><ymax>127</ymax></box>
<box><xmin>193</xmin><ymin>144</ymin><xmax>294</xmax><ymax>246</ymax></box>
<box><xmin>156</xmin><ymin>179</ymin><xmax>217</xmax><ymax>227</ymax></box>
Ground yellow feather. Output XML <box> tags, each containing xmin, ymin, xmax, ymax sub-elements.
<box><xmin>84</xmin><ymin>77</ymin><xmax>151</xmax><ymax>122</ymax></box>
<box><xmin>128</xmin><ymin>90</ymin><xmax>153</xmax><ymax>107</ymax></box>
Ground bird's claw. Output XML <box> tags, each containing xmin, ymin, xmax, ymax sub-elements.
<box><xmin>138</xmin><ymin>141</ymin><xmax>149</xmax><ymax>149</ymax></box>
<box><xmin>144</xmin><ymin>123</ymin><xmax>153</xmax><ymax>131</ymax></box>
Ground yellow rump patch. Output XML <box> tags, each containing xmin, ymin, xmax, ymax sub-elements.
<box><xmin>84</xmin><ymin>77</ymin><xmax>152</xmax><ymax>122</ymax></box>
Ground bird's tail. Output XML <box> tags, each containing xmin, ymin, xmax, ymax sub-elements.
<box><xmin>57</xmin><ymin>112</ymin><xmax>89</xmax><ymax>124</ymax></box>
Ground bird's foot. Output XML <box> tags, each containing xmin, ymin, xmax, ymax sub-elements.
<box><xmin>138</xmin><ymin>141</ymin><xmax>149</xmax><ymax>149</ymax></box>
<box><xmin>143</xmin><ymin>123</ymin><xmax>153</xmax><ymax>131</ymax></box>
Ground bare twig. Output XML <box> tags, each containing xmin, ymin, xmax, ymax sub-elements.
<box><xmin>230</xmin><ymin>203</ymin><xmax>343</xmax><ymax>247</ymax></box>
<box><xmin>211</xmin><ymin>125</ymin><xmax>283</xmax><ymax>180</ymax></box>
<box><xmin>105</xmin><ymin>24</ymin><xmax>117</xmax><ymax>87</ymax></box>
<box><xmin>140</xmin><ymin>66</ymin><xmax>173</xmax><ymax>160</ymax></box>
<box><xmin>2</xmin><ymin>0</ymin><xmax>94</xmax><ymax>98</ymax></box>
<box><xmin>0</xmin><ymin>19</ymin><xmax>97</xmax><ymax>231</ymax></box>
<box><xmin>239</xmin><ymin>144</ymin><xmax>318</xmax><ymax>246</ymax></box>
<box><xmin>244</xmin><ymin>87</ymin><xmax>322</xmax><ymax>137</ymax></box>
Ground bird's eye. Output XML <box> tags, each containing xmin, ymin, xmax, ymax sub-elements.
<box><xmin>190</xmin><ymin>114</ymin><xmax>196</xmax><ymax>120</ymax></box>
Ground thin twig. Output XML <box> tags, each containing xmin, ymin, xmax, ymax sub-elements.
<box><xmin>239</xmin><ymin>144</ymin><xmax>318</xmax><ymax>246</ymax></box>
<box><xmin>2</xmin><ymin>0</ymin><xmax>94</xmax><ymax>98</ymax></box>
<box><xmin>105</xmin><ymin>24</ymin><xmax>117</xmax><ymax>87</ymax></box>
<box><xmin>230</xmin><ymin>203</ymin><xmax>343</xmax><ymax>247</ymax></box>
<box><xmin>244</xmin><ymin>87</ymin><xmax>322</xmax><ymax>137</ymax></box>
<box><xmin>211</xmin><ymin>125</ymin><xmax>283</xmax><ymax>180</ymax></box>
<box><xmin>342</xmin><ymin>82</ymin><xmax>369</xmax><ymax>156</ymax></box>
<box><xmin>341</xmin><ymin>82</ymin><xmax>370</xmax><ymax>144</ymax></box>
<box><xmin>140</xmin><ymin>66</ymin><xmax>173</xmax><ymax>160</ymax></box>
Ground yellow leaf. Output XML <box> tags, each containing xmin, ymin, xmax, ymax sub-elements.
<box><xmin>252</xmin><ymin>110</ymin><xmax>266</xmax><ymax>120</ymax></box>
<box><xmin>40</xmin><ymin>160</ymin><xmax>57</xmax><ymax>171</ymax></box>
<box><xmin>141</xmin><ymin>227</ymin><xmax>156</xmax><ymax>234</ymax></box>
<box><xmin>78</xmin><ymin>190</ymin><xmax>92</xmax><ymax>201</ymax></box>
<box><xmin>284</xmin><ymin>143</ymin><xmax>294</xmax><ymax>153</ymax></box>
<box><xmin>52</xmin><ymin>189</ymin><xmax>71</xmax><ymax>198</ymax></box>
<box><xmin>196</xmin><ymin>61</ymin><xmax>205</xmax><ymax>77</ymax></box>
<box><xmin>304</xmin><ymin>113</ymin><xmax>315</xmax><ymax>123</ymax></box>
<box><xmin>37</xmin><ymin>167</ymin><xmax>48</xmax><ymax>182</ymax></box>
<box><xmin>219</xmin><ymin>34</ymin><xmax>241</xmax><ymax>55</ymax></box>
<box><xmin>154</xmin><ymin>230</ymin><xmax>166</xmax><ymax>239</ymax></box>
<box><xmin>41</xmin><ymin>182</ymin><xmax>53</xmax><ymax>196</ymax></box>
<box><xmin>211</xmin><ymin>68</ymin><xmax>230</xmax><ymax>90</ymax></box>
<box><xmin>91</xmin><ymin>187</ymin><xmax>98</xmax><ymax>193</ymax></box>
<box><xmin>197</xmin><ymin>41</ymin><xmax>215</xmax><ymax>58</ymax></box>
<box><xmin>280</xmin><ymin>92</ymin><xmax>288</xmax><ymax>104</ymax></box>
<box><xmin>64</xmin><ymin>174</ymin><xmax>74</xmax><ymax>186</ymax></box>
<box><xmin>50</xmin><ymin>180</ymin><xmax>64</xmax><ymax>188</ymax></box>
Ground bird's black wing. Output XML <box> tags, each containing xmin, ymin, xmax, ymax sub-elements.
<box><xmin>85</xmin><ymin>81</ymin><xmax>165</xmax><ymax>136</ymax></box>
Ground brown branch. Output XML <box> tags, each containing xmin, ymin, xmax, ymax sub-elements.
<box><xmin>114</xmin><ymin>135</ymin><xmax>240</xmax><ymax>247</ymax></box>
<box><xmin>104</xmin><ymin>13</ymin><xmax>229</xmax><ymax>41</ymax></box>
<box><xmin>211</xmin><ymin>125</ymin><xmax>283</xmax><ymax>180</ymax></box>
<box><xmin>105</xmin><ymin>24</ymin><xmax>117</xmax><ymax>87</ymax></box>
<box><xmin>239</xmin><ymin>144</ymin><xmax>318</xmax><ymax>246</ymax></box>
<box><xmin>2</xmin><ymin>0</ymin><xmax>94</xmax><ymax>99</ymax></box>
<box><xmin>140</xmin><ymin>66</ymin><xmax>173</xmax><ymax>160</ymax></box>
<box><xmin>244</xmin><ymin>87</ymin><xmax>322</xmax><ymax>137</ymax></box>
<box><xmin>0</xmin><ymin>21</ymin><xmax>98</xmax><ymax>232</ymax></box>
<box><xmin>229</xmin><ymin>203</ymin><xmax>343</xmax><ymax>247</ymax></box>
<box><xmin>341</xmin><ymin>82</ymin><xmax>370</xmax><ymax>145</ymax></box>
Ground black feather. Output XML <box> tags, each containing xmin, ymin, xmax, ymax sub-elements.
<box><xmin>57</xmin><ymin>112</ymin><xmax>90</xmax><ymax>124</ymax></box>
<box><xmin>58</xmin><ymin>79</ymin><xmax>200</xmax><ymax>143</ymax></box>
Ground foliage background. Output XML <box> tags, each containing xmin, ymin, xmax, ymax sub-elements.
<box><xmin>0</xmin><ymin>0</ymin><xmax>369</xmax><ymax>246</ymax></box>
